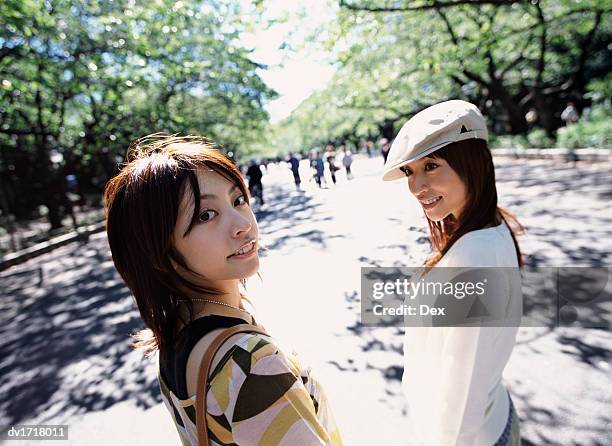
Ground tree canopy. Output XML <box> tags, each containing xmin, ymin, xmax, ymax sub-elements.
<box><xmin>1</xmin><ymin>0</ymin><xmax>276</xmax><ymax>228</ymax></box>
<box><xmin>272</xmin><ymin>0</ymin><xmax>610</xmax><ymax>152</ymax></box>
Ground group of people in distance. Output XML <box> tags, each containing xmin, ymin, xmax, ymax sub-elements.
<box><xmin>305</xmin><ymin>144</ymin><xmax>354</xmax><ymax>189</ymax></box>
<box><xmin>242</xmin><ymin>143</ymin><xmax>356</xmax><ymax>202</ymax></box>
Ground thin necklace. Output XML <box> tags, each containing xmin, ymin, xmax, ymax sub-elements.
<box><xmin>177</xmin><ymin>297</ymin><xmax>243</xmax><ymax>311</ymax></box>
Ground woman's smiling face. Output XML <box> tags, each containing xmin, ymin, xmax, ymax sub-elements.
<box><xmin>173</xmin><ymin>168</ymin><xmax>259</xmax><ymax>291</ymax></box>
<box><xmin>402</xmin><ymin>155</ymin><xmax>467</xmax><ymax>221</ymax></box>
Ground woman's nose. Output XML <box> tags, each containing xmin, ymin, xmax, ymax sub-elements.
<box><xmin>408</xmin><ymin>173</ymin><xmax>428</xmax><ymax>196</ymax></box>
<box><xmin>231</xmin><ymin>210</ymin><xmax>252</xmax><ymax>238</ymax></box>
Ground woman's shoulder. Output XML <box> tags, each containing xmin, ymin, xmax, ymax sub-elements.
<box><xmin>221</xmin><ymin>331</ymin><xmax>304</xmax><ymax>380</ymax></box>
<box><xmin>185</xmin><ymin>329</ymin><xmax>300</xmax><ymax>397</ymax></box>
<box><xmin>200</xmin><ymin>333</ymin><xmax>342</xmax><ymax>446</ymax></box>
<box><xmin>443</xmin><ymin>222</ymin><xmax>514</xmax><ymax>267</ymax></box>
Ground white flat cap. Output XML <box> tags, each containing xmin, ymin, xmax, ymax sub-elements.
<box><xmin>382</xmin><ymin>100</ymin><xmax>488</xmax><ymax>181</ymax></box>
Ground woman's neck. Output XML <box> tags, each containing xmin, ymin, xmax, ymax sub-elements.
<box><xmin>176</xmin><ymin>281</ymin><xmax>252</xmax><ymax>327</ymax></box>
<box><xmin>180</xmin><ymin>279</ymin><xmax>242</xmax><ymax>306</ymax></box>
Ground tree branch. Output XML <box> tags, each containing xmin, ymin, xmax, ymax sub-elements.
<box><xmin>541</xmin><ymin>9</ymin><xmax>604</xmax><ymax>95</ymax></box>
<box><xmin>478</xmin><ymin>7</ymin><xmax>610</xmax><ymax>53</ymax></box>
<box><xmin>533</xmin><ymin>0</ymin><xmax>546</xmax><ymax>90</ymax></box>
<box><xmin>0</xmin><ymin>128</ymin><xmax>53</xmax><ymax>137</ymax></box>
<box><xmin>437</xmin><ymin>8</ymin><xmax>491</xmax><ymax>88</ymax></box>
<box><xmin>486</xmin><ymin>51</ymin><xmax>495</xmax><ymax>81</ymax></box>
<box><xmin>499</xmin><ymin>32</ymin><xmax>533</xmax><ymax>78</ymax></box>
<box><xmin>437</xmin><ymin>8</ymin><xmax>459</xmax><ymax>45</ymax></box>
<box><xmin>339</xmin><ymin>0</ymin><xmax>523</xmax><ymax>13</ymax></box>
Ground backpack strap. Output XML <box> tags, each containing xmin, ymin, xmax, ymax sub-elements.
<box><xmin>196</xmin><ymin>323</ymin><xmax>269</xmax><ymax>445</ymax></box>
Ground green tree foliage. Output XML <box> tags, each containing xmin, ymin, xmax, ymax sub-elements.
<box><xmin>0</xmin><ymin>0</ymin><xmax>275</xmax><ymax>229</ymax></box>
<box><xmin>273</xmin><ymin>0</ymin><xmax>610</xmax><ymax>153</ymax></box>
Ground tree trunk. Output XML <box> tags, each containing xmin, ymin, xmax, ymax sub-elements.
<box><xmin>0</xmin><ymin>177</ymin><xmax>18</xmax><ymax>251</ymax></box>
<box><xmin>34</xmin><ymin>135</ymin><xmax>64</xmax><ymax>230</ymax></box>
<box><xmin>489</xmin><ymin>79</ymin><xmax>528</xmax><ymax>134</ymax></box>
<box><xmin>378</xmin><ymin>119</ymin><xmax>396</xmax><ymax>140</ymax></box>
<box><xmin>46</xmin><ymin>196</ymin><xmax>63</xmax><ymax>230</ymax></box>
<box><xmin>535</xmin><ymin>95</ymin><xmax>557</xmax><ymax>138</ymax></box>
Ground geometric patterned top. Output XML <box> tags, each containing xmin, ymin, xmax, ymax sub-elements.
<box><xmin>158</xmin><ymin>315</ymin><xmax>343</xmax><ymax>445</ymax></box>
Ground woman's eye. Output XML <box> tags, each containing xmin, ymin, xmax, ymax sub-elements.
<box><xmin>425</xmin><ymin>162</ymin><xmax>439</xmax><ymax>171</ymax></box>
<box><xmin>234</xmin><ymin>195</ymin><xmax>247</xmax><ymax>206</ymax></box>
<box><xmin>401</xmin><ymin>166</ymin><xmax>412</xmax><ymax>176</ymax></box>
<box><xmin>198</xmin><ymin>209</ymin><xmax>217</xmax><ymax>222</ymax></box>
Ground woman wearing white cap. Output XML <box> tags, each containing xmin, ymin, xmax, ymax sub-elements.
<box><xmin>383</xmin><ymin>100</ymin><xmax>524</xmax><ymax>446</ymax></box>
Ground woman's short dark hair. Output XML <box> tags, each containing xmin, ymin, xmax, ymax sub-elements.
<box><xmin>104</xmin><ymin>134</ymin><xmax>249</xmax><ymax>360</ymax></box>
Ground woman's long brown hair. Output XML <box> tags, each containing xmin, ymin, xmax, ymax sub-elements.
<box><xmin>104</xmin><ymin>134</ymin><xmax>250</xmax><ymax>361</ymax></box>
<box><xmin>420</xmin><ymin>139</ymin><xmax>525</xmax><ymax>270</ymax></box>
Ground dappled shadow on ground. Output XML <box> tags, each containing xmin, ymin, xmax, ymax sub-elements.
<box><xmin>557</xmin><ymin>332</ymin><xmax>612</xmax><ymax>366</ymax></box>
<box><xmin>494</xmin><ymin>159</ymin><xmax>612</xmax><ymax>267</ymax></box>
<box><xmin>0</xmin><ymin>236</ymin><xmax>157</xmax><ymax>426</ymax></box>
<box><xmin>511</xmin><ymin>328</ymin><xmax>612</xmax><ymax>446</ymax></box>
<box><xmin>356</xmin><ymin>224</ymin><xmax>430</xmax><ymax>269</ymax></box>
<box><xmin>253</xmin><ymin>183</ymin><xmax>345</xmax><ymax>252</ymax></box>
<box><xmin>326</xmin><ymin>234</ymin><xmax>431</xmax><ymax>393</ymax></box>
<box><xmin>495</xmin><ymin>160</ymin><xmax>612</xmax><ymax>195</ymax></box>
<box><xmin>328</xmin><ymin>288</ymin><xmax>407</xmax><ymax>413</ymax></box>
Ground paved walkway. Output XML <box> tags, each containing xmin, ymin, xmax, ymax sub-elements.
<box><xmin>1</xmin><ymin>155</ymin><xmax>610</xmax><ymax>445</ymax></box>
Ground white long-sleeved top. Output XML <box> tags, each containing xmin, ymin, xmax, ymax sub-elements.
<box><xmin>402</xmin><ymin>221</ymin><xmax>521</xmax><ymax>446</ymax></box>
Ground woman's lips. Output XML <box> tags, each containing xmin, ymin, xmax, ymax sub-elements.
<box><xmin>228</xmin><ymin>241</ymin><xmax>257</xmax><ymax>259</ymax></box>
<box><xmin>420</xmin><ymin>196</ymin><xmax>442</xmax><ymax>210</ymax></box>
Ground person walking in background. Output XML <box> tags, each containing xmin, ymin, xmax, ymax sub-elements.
<box><xmin>287</xmin><ymin>152</ymin><xmax>302</xmax><ymax>190</ymax></box>
<box><xmin>341</xmin><ymin>147</ymin><xmax>353</xmax><ymax>180</ymax></box>
<box><xmin>380</xmin><ymin>138</ymin><xmax>391</xmax><ymax>163</ymax></box>
<box><xmin>311</xmin><ymin>151</ymin><xmax>325</xmax><ymax>188</ymax></box>
<box><xmin>382</xmin><ymin>100</ymin><xmax>523</xmax><ymax>446</ymax></box>
<box><xmin>325</xmin><ymin>144</ymin><xmax>339</xmax><ymax>185</ymax></box>
<box><xmin>561</xmin><ymin>102</ymin><xmax>579</xmax><ymax>126</ymax></box>
<box><xmin>246</xmin><ymin>159</ymin><xmax>264</xmax><ymax>206</ymax></box>
<box><xmin>366</xmin><ymin>140</ymin><xmax>374</xmax><ymax>158</ymax></box>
